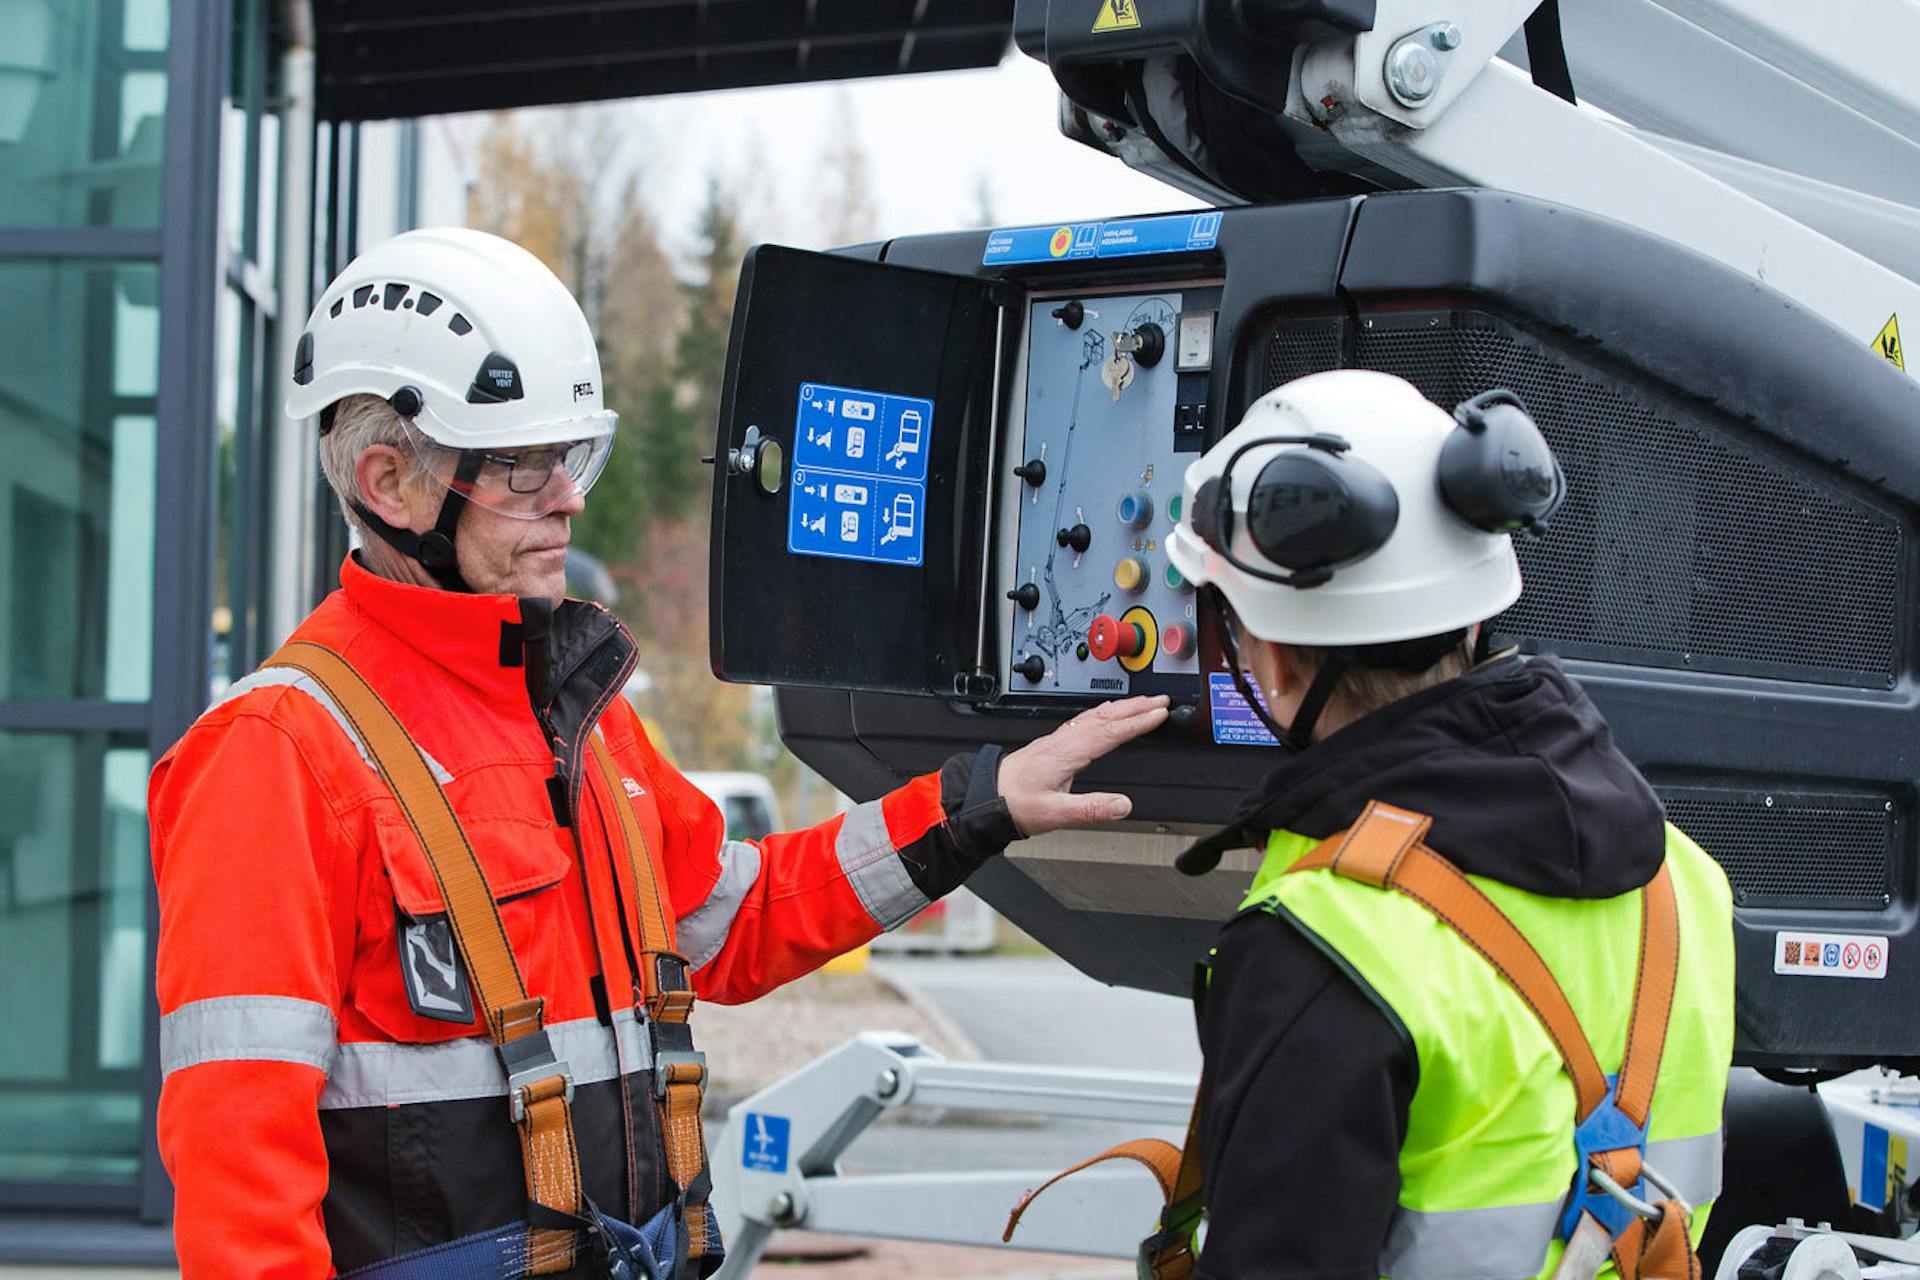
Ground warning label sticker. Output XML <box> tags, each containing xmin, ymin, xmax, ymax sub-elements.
<box><xmin>1208</xmin><ymin>672</ymin><xmax>1280</xmax><ymax>747</ymax></box>
<box><xmin>1774</xmin><ymin>930</ymin><xmax>1888</xmax><ymax>979</ymax></box>
<box><xmin>1092</xmin><ymin>0</ymin><xmax>1141</xmax><ymax>32</ymax></box>
<box><xmin>1874</xmin><ymin>313</ymin><xmax>1905</xmax><ymax>371</ymax></box>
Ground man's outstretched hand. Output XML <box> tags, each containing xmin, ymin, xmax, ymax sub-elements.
<box><xmin>999</xmin><ymin>695</ymin><xmax>1172</xmax><ymax>838</ymax></box>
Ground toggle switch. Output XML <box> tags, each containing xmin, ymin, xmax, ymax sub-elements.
<box><xmin>1051</xmin><ymin>300</ymin><xmax>1085</xmax><ymax>330</ymax></box>
<box><xmin>1013</xmin><ymin>654</ymin><xmax>1046</xmax><ymax>684</ymax></box>
<box><xmin>1007</xmin><ymin>583</ymin><xmax>1041</xmax><ymax>611</ymax></box>
<box><xmin>1013</xmin><ymin>458</ymin><xmax>1047</xmax><ymax>488</ymax></box>
<box><xmin>1057</xmin><ymin>523</ymin><xmax>1092</xmax><ymax>554</ymax></box>
<box><xmin>1162</xmin><ymin>623</ymin><xmax>1195</xmax><ymax>660</ymax></box>
<box><xmin>1113</xmin><ymin>556</ymin><xmax>1149</xmax><ymax>594</ymax></box>
<box><xmin>1088</xmin><ymin>614</ymin><xmax>1146</xmax><ymax>662</ymax></box>
<box><xmin>1116</xmin><ymin>491</ymin><xmax>1153</xmax><ymax>529</ymax></box>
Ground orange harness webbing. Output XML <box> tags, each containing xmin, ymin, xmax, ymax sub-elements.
<box><xmin>269</xmin><ymin>641</ymin><xmax>585</xmax><ymax>1274</ymax></box>
<box><xmin>587</xmin><ymin>735</ymin><xmax>715</xmax><ymax>1262</ymax></box>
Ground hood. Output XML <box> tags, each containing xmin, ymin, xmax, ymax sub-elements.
<box><xmin>1188</xmin><ymin>654</ymin><xmax>1666</xmax><ymax>899</ymax></box>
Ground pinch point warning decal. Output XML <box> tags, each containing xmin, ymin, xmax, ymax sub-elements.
<box><xmin>1874</xmin><ymin>313</ymin><xmax>1905</xmax><ymax>371</ymax></box>
<box><xmin>1774</xmin><ymin>930</ymin><xmax>1887</xmax><ymax>979</ymax></box>
<box><xmin>1092</xmin><ymin>0</ymin><xmax>1141</xmax><ymax>32</ymax></box>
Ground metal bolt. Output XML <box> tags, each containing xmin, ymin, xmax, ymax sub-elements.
<box><xmin>1430</xmin><ymin>23</ymin><xmax>1463</xmax><ymax>51</ymax></box>
<box><xmin>769</xmin><ymin>1192</ymin><xmax>799</xmax><ymax>1224</ymax></box>
<box><xmin>1385</xmin><ymin>40</ymin><xmax>1441</xmax><ymax>105</ymax></box>
<box><xmin>1765</xmin><ymin>795</ymin><xmax>1774</xmax><ymax>808</ymax></box>
<box><xmin>875</xmin><ymin>1068</ymin><xmax>901</xmax><ymax>1099</ymax></box>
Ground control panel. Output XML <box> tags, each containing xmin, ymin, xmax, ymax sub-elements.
<box><xmin>999</xmin><ymin>286</ymin><xmax>1221</xmax><ymax>699</ymax></box>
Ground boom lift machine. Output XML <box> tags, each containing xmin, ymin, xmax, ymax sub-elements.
<box><xmin>705</xmin><ymin>3</ymin><xmax>1920</xmax><ymax>1274</ymax></box>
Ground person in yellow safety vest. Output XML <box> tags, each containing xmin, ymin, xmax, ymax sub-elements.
<box><xmin>1162</xmin><ymin>371</ymin><xmax>1736</xmax><ymax>1280</ymax></box>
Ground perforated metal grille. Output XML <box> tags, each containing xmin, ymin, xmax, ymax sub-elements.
<box><xmin>1258</xmin><ymin>314</ymin><xmax>1904</xmax><ymax>685</ymax></box>
<box><xmin>1263</xmin><ymin>320</ymin><xmax>1341</xmax><ymax>390</ymax></box>
<box><xmin>1660</xmin><ymin>789</ymin><xmax>1893</xmax><ymax>906</ymax></box>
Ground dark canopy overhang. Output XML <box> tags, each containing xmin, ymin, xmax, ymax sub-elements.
<box><xmin>313</xmin><ymin>0</ymin><xmax>1017</xmax><ymax>122</ymax></box>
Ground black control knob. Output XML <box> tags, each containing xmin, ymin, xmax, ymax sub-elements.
<box><xmin>1051</xmin><ymin>300</ymin><xmax>1084</xmax><ymax>330</ymax></box>
<box><xmin>1131</xmin><ymin>321</ymin><xmax>1165</xmax><ymax>368</ymax></box>
<box><xmin>1056</xmin><ymin>523</ymin><xmax>1093</xmax><ymax>554</ymax></box>
<box><xmin>1013</xmin><ymin>654</ymin><xmax>1046</xmax><ymax>684</ymax></box>
<box><xmin>1007</xmin><ymin>583</ymin><xmax>1041</xmax><ymax>611</ymax></box>
<box><xmin>1013</xmin><ymin>458</ymin><xmax>1048</xmax><ymax>488</ymax></box>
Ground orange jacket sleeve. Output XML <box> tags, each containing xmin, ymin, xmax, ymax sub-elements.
<box><xmin>609</xmin><ymin>703</ymin><xmax>1020</xmax><ymax>1005</ymax></box>
<box><xmin>150</xmin><ymin>706</ymin><xmax>358</xmax><ymax>1279</ymax></box>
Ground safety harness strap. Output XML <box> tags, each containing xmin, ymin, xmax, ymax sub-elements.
<box><xmin>586</xmin><ymin>735</ymin><xmax>715</xmax><ymax>1269</ymax></box>
<box><xmin>265</xmin><ymin>641</ymin><xmax>584</xmax><ymax>1273</ymax></box>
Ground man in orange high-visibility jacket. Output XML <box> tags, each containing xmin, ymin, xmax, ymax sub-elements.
<box><xmin>150</xmin><ymin>227</ymin><xmax>1168</xmax><ymax>1278</ymax></box>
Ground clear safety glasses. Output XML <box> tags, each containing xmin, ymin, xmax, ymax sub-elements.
<box><xmin>409</xmin><ymin>419</ymin><xmax>617</xmax><ymax>519</ymax></box>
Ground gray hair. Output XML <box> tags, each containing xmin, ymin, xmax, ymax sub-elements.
<box><xmin>318</xmin><ymin>394</ymin><xmax>441</xmax><ymax>529</ymax></box>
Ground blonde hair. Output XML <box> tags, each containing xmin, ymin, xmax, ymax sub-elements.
<box><xmin>317</xmin><ymin>394</ymin><xmax>441</xmax><ymax>529</ymax></box>
<box><xmin>1286</xmin><ymin>633</ymin><xmax>1477</xmax><ymax>723</ymax></box>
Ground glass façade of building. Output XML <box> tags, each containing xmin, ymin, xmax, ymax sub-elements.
<box><xmin>0</xmin><ymin>0</ymin><xmax>426</xmax><ymax>1257</ymax></box>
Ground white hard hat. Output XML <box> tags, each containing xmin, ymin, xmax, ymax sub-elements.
<box><xmin>288</xmin><ymin>227</ymin><xmax>616</xmax><ymax>522</ymax></box>
<box><xmin>1165</xmin><ymin>369</ymin><xmax>1564</xmax><ymax>648</ymax></box>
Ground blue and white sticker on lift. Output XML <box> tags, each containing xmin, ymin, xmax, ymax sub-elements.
<box><xmin>982</xmin><ymin>211</ymin><xmax>1224</xmax><ymax>267</ymax></box>
<box><xmin>741</xmin><ymin>1112</ymin><xmax>790</xmax><ymax>1174</ymax></box>
<box><xmin>1209</xmin><ymin>672</ymin><xmax>1281</xmax><ymax>747</ymax></box>
<box><xmin>788</xmin><ymin>382</ymin><xmax>932</xmax><ymax>568</ymax></box>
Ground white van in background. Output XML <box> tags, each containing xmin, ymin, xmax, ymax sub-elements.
<box><xmin>684</xmin><ymin>772</ymin><xmax>782</xmax><ymax>842</ymax></box>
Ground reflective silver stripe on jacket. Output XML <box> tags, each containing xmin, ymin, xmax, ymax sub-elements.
<box><xmin>678</xmin><ymin>840</ymin><xmax>763</xmax><ymax>972</ymax></box>
<box><xmin>1378</xmin><ymin>1130</ymin><xmax>1724</xmax><ymax>1280</ymax></box>
<box><xmin>215</xmin><ymin>667</ymin><xmax>454</xmax><ymax>783</ymax></box>
<box><xmin>835</xmin><ymin>799</ymin><xmax>930</xmax><ymax>930</ymax></box>
<box><xmin>319</xmin><ymin>1013</ymin><xmax>650</xmax><ymax>1110</ymax></box>
<box><xmin>161</xmin><ymin>995</ymin><xmax>339</xmax><ymax>1078</ymax></box>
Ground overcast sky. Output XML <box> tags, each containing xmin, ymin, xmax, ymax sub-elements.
<box><xmin>444</xmin><ymin>50</ymin><xmax>1204</xmax><ymax>261</ymax></box>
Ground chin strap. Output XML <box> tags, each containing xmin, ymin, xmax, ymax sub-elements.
<box><xmin>1206</xmin><ymin>586</ymin><xmax>1352</xmax><ymax>751</ymax></box>
<box><xmin>351</xmin><ymin>451</ymin><xmax>483</xmax><ymax>593</ymax></box>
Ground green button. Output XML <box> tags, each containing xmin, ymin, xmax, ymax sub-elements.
<box><xmin>1076</xmin><ymin>642</ymin><xmax>1090</xmax><ymax>661</ymax></box>
<box><xmin>1168</xmin><ymin>494</ymin><xmax>1184</xmax><ymax>523</ymax></box>
<box><xmin>1165</xmin><ymin>562</ymin><xmax>1188</xmax><ymax>591</ymax></box>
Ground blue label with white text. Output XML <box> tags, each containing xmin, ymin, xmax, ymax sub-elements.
<box><xmin>983</xmin><ymin>212</ymin><xmax>1222</xmax><ymax>266</ymax></box>
<box><xmin>1210</xmin><ymin>672</ymin><xmax>1281</xmax><ymax>747</ymax></box>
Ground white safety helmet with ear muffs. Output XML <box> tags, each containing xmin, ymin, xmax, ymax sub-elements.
<box><xmin>286</xmin><ymin>227</ymin><xmax>618</xmax><ymax>589</ymax></box>
<box><xmin>1165</xmin><ymin>369</ymin><xmax>1565</xmax><ymax>648</ymax></box>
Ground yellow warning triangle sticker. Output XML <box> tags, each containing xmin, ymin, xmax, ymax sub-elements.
<box><xmin>1874</xmin><ymin>313</ymin><xmax>1905</xmax><ymax>371</ymax></box>
<box><xmin>1092</xmin><ymin>0</ymin><xmax>1141</xmax><ymax>33</ymax></box>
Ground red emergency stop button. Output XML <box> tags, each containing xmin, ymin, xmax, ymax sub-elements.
<box><xmin>1162</xmin><ymin>623</ymin><xmax>1195</xmax><ymax>660</ymax></box>
<box><xmin>1088</xmin><ymin>613</ymin><xmax>1146</xmax><ymax>662</ymax></box>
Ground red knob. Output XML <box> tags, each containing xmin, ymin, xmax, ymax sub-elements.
<box><xmin>1088</xmin><ymin>614</ymin><xmax>1144</xmax><ymax>662</ymax></box>
<box><xmin>1162</xmin><ymin>623</ymin><xmax>1194</xmax><ymax>660</ymax></box>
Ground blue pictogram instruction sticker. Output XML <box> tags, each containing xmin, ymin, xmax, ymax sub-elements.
<box><xmin>742</xmin><ymin>1112</ymin><xmax>790</xmax><ymax>1173</ymax></box>
<box><xmin>789</xmin><ymin>382</ymin><xmax>931</xmax><ymax>568</ymax></box>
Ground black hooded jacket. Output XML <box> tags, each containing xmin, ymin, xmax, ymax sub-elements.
<box><xmin>1193</xmin><ymin>654</ymin><xmax>1669</xmax><ymax>1280</ymax></box>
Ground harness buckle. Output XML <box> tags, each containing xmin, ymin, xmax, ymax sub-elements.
<box><xmin>1560</xmin><ymin>1073</ymin><xmax>1651</xmax><ymax>1241</ymax></box>
<box><xmin>654</xmin><ymin>1049</ymin><xmax>708</xmax><ymax>1100</ymax></box>
<box><xmin>509</xmin><ymin>1063</ymin><xmax>575</xmax><ymax>1124</ymax></box>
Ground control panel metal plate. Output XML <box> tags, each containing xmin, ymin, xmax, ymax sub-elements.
<box><xmin>1001</xmin><ymin>288</ymin><xmax>1210</xmax><ymax>698</ymax></box>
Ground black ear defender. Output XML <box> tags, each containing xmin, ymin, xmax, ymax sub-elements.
<box><xmin>1440</xmin><ymin>390</ymin><xmax>1567</xmax><ymax>534</ymax></box>
<box><xmin>1197</xmin><ymin>433</ymin><xmax>1399</xmax><ymax>589</ymax></box>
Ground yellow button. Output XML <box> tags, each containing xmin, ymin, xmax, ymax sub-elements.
<box><xmin>1114</xmin><ymin>556</ymin><xmax>1148</xmax><ymax>593</ymax></box>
